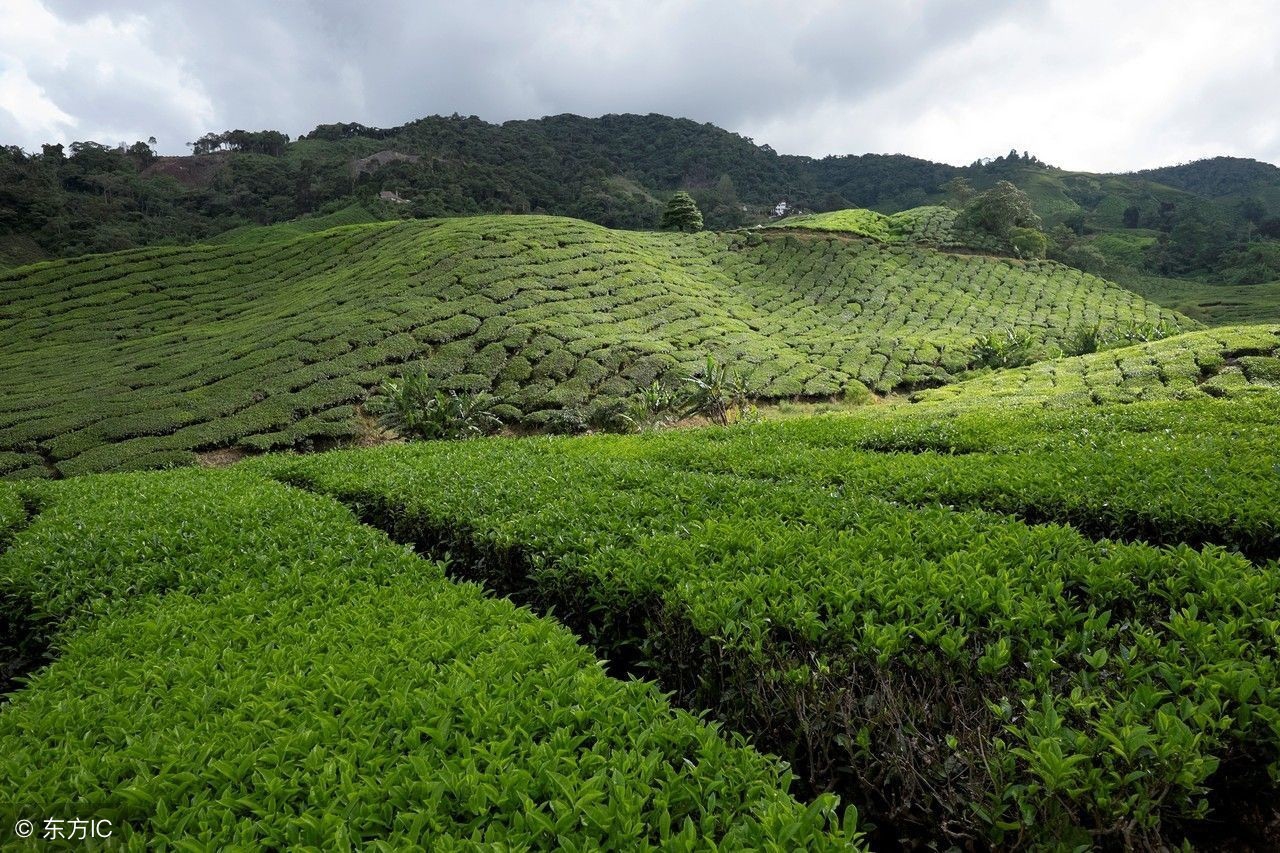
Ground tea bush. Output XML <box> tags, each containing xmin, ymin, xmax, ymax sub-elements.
<box><xmin>260</xmin><ymin>389</ymin><xmax>1280</xmax><ymax>848</ymax></box>
<box><xmin>0</xmin><ymin>471</ymin><xmax>858</xmax><ymax>849</ymax></box>
<box><xmin>918</xmin><ymin>324</ymin><xmax>1280</xmax><ymax>408</ymax></box>
<box><xmin>0</xmin><ymin>484</ymin><xmax>24</xmax><ymax>550</ymax></box>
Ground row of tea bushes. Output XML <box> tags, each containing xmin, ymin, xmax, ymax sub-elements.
<box><xmin>916</xmin><ymin>324</ymin><xmax>1280</xmax><ymax>407</ymax></box>
<box><xmin>260</xmin><ymin>392</ymin><xmax>1280</xmax><ymax>848</ymax></box>
<box><xmin>770</xmin><ymin>205</ymin><xmax>1004</xmax><ymax>253</ymax></box>
<box><xmin>602</xmin><ymin>392</ymin><xmax>1280</xmax><ymax>560</ymax></box>
<box><xmin>0</xmin><ymin>483</ymin><xmax>24</xmax><ymax>549</ymax></box>
<box><xmin>0</xmin><ymin>471</ymin><xmax>858</xmax><ymax>849</ymax></box>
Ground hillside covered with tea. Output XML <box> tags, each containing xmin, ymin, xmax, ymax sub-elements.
<box><xmin>0</xmin><ymin>214</ymin><xmax>1190</xmax><ymax>478</ymax></box>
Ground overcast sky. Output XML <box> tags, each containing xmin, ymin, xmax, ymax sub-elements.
<box><xmin>1</xmin><ymin>0</ymin><xmax>1277</xmax><ymax>172</ymax></box>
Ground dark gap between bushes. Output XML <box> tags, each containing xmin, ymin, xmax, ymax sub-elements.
<box><xmin>0</xmin><ymin>495</ymin><xmax>57</xmax><ymax>702</ymax></box>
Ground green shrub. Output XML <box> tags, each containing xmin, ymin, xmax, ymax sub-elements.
<box><xmin>1010</xmin><ymin>226</ymin><xmax>1048</xmax><ymax>259</ymax></box>
<box><xmin>629</xmin><ymin>381</ymin><xmax>681</xmax><ymax>430</ymax></box>
<box><xmin>1063</xmin><ymin>322</ymin><xmax>1101</xmax><ymax>356</ymax></box>
<box><xmin>970</xmin><ymin>328</ymin><xmax>1036</xmax><ymax>369</ymax></box>
<box><xmin>0</xmin><ymin>471</ymin><xmax>860</xmax><ymax>849</ymax></box>
<box><xmin>373</xmin><ymin>367</ymin><xmax>502</xmax><ymax>440</ymax></box>
<box><xmin>680</xmin><ymin>355</ymin><xmax>755</xmax><ymax>426</ymax></box>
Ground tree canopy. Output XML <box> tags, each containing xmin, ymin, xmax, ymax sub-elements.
<box><xmin>661</xmin><ymin>191</ymin><xmax>703</xmax><ymax>232</ymax></box>
<box><xmin>957</xmin><ymin>180</ymin><xmax>1042</xmax><ymax>241</ymax></box>
<box><xmin>1</xmin><ymin>114</ymin><xmax>1276</xmax><ymax>282</ymax></box>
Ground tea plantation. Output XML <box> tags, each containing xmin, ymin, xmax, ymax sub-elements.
<box><xmin>0</xmin><ymin>472</ymin><xmax>857</xmax><ymax>849</ymax></box>
<box><xmin>2</xmin><ymin>381</ymin><xmax>1278</xmax><ymax>848</ymax></box>
<box><xmin>3</xmin><ymin>210</ymin><xmax>1279</xmax><ymax>848</ymax></box>
<box><xmin>0</xmin><ymin>214</ymin><xmax>1189</xmax><ymax>478</ymax></box>
<box><xmin>917</xmin><ymin>323</ymin><xmax>1280</xmax><ymax>407</ymax></box>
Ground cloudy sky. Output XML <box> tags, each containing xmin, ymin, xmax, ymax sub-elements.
<box><xmin>1</xmin><ymin>0</ymin><xmax>1277</xmax><ymax>172</ymax></box>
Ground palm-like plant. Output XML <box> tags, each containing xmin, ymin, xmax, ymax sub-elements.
<box><xmin>680</xmin><ymin>355</ymin><xmax>754</xmax><ymax>426</ymax></box>
<box><xmin>376</xmin><ymin>368</ymin><xmax>502</xmax><ymax>440</ymax></box>
<box><xmin>971</xmin><ymin>329</ymin><xmax>1036</xmax><ymax>369</ymax></box>
<box><xmin>627</xmin><ymin>380</ymin><xmax>680</xmax><ymax>430</ymax></box>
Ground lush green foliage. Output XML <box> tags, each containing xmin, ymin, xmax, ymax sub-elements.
<box><xmin>918</xmin><ymin>324</ymin><xmax>1280</xmax><ymax>408</ymax></box>
<box><xmin>374</xmin><ymin>367</ymin><xmax>502</xmax><ymax>439</ymax></box>
<box><xmin>204</xmin><ymin>203</ymin><xmax>381</xmax><ymax>246</ymax></box>
<box><xmin>0</xmin><ymin>484</ymin><xmax>24</xmax><ymax>550</ymax></box>
<box><xmin>6</xmin><ymin>116</ymin><xmax>1277</xmax><ymax>295</ymax></box>
<box><xmin>773</xmin><ymin>205</ymin><xmax>1013</xmax><ymax>255</ymax></box>
<box><xmin>258</xmin><ymin>389</ymin><xmax>1280</xmax><ymax>848</ymax></box>
<box><xmin>679</xmin><ymin>355</ymin><xmax>753</xmax><ymax>425</ymax></box>
<box><xmin>1135</xmin><ymin>156</ymin><xmax>1280</xmax><ymax>208</ymax></box>
<box><xmin>661</xmin><ymin>191</ymin><xmax>704</xmax><ymax>232</ymax></box>
<box><xmin>0</xmin><ymin>214</ymin><xmax>1189</xmax><ymax>477</ymax></box>
<box><xmin>969</xmin><ymin>328</ymin><xmax>1037</xmax><ymax>369</ymax></box>
<box><xmin>1113</xmin><ymin>271</ymin><xmax>1280</xmax><ymax>325</ymax></box>
<box><xmin>0</xmin><ymin>471</ymin><xmax>857</xmax><ymax>848</ymax></box>
<box><xmin>1009</xmin><ymin>226</ymin><xmax>1048</xmax><ymax>260</ymax></box>
<box><xmin>956</xmin><ymin>181</ymin><xmax>1044</xmax><ymax>255</ymax></box>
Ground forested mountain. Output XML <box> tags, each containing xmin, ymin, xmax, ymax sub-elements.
<box><xmin>2</xmin><ymin>113</ymin><xmax>1279</xmax><ymax>289</ymax></box>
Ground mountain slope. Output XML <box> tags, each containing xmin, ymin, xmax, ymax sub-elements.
<box><xmin>1134</xmin><ymin>156</ymin><xmax>1280</xmax><ymax>205</ymax></box>
<box><xmin>0</xmin><ymin>214</ymin><xmax>1190</xmax><ymax>477</ymax></box>
<box><xmin>6</xmin><ymin>114</ymin><xmax>1278</xmax><ymax>269</ymax></box>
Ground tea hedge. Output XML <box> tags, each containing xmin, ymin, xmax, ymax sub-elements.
<box><xmin>0</xmin><ymin>214</ymin><xmax>1190</xmax><ymax>476</ymax></box>
<box><xmin>0</xmin><ymin>471</ymin><xmax>858</xmax><ymax>849</ymax></box>
<box><xmin>0</xmin><ymin>484</ymin><xmax>23</xmax><ymax>551</ymax></box>
<box><xmin>916</xmin><ymin>323</ymin><xmax>1280</xmax><ymax>407</ymax></box>
<box><xmin>597</xmin><ymin>392</ymin><xmax>1280</xmax><ymax>560</ymax></box>
<box><xmin>770</xmin><ymin>205</ymin><xmax>1003</xmax><ymax>252</ymax></box>
<box><xmin>258</xmin><ymin>391</ymin><xmax>1280</xmax><ymax>848</ymax></box>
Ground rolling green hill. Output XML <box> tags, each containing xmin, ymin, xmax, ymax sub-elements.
<box><xmin>0</xmin><ymin>214</ymin><xmax>1191</xmax><ymax>478</ymax></box>
<box><xmin>5</xmin><ymin>115</ymin><xmax>1278</xmax><ymax>283</ymax></box>
<box><xmin>768</xmin><ymin>204</ymin><xmax>997</xmax><ymax>250</ymax></box>
<box><xmin>202</xmin><ymin>203</ymin><xmax>382</xmax><ymax>246</ymax></box>
<box><xmin>771</xmin><ymin>205</ymin><xmax>1006</xmax><ymax>254</ymax></box>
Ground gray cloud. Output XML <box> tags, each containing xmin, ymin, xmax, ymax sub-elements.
<box><xmin>1</xmin><ymin>0</ymin><xmax>1276</xmax><ymax>171</ymax></box>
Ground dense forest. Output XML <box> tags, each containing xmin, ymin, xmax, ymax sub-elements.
<box><xmin>2</xmin><ymin>113</ymin><xmax>1279</xmax><ymax>285</ymax></box>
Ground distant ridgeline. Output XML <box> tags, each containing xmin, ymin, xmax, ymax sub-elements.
<box><xmin>2</xmin><ymin>114</ymin><xmax>1279</xmax><ymax>290</ymax></box>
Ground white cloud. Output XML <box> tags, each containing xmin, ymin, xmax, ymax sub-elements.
<box><xmin>0</xmin><ymin>0</ymin><xmax>214</xmax><ymax>150</ymax></box>
<box><xmin>1</xmin><ymin>0</ymin><xmax>1277</xmax><ymax>170</ymax></box>
<box><xmin>746</xmin><ymin>0</ymin><xmax>1280</xmax><ymax>170</ymax></box>
<box><xmin>0</xmin><ymin>64</ymin><xmax>74</xmax><ymax>139</ymax></box>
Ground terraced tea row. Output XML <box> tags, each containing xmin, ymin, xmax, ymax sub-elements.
<box><xmin>0</xmin><ymin>473</ymin><xmax>856</xmax><ymax>849</ymax></box>
<box><xmin>917</xmin><ymin>323</ymin><xmax>1280</xmax><ymax>407</ymax></box>
<box><xmin>565</xmin><ymin>391</ymin><xmax>1280</xmax><ymax>561</ymax></box>
<box><xmin>769</xmin><ymin>205</ymin><xmax>1005</xmax><ymax>253</ymax></box>
<box><xmin>0</xmin><ymin>214</ymin><xmax>1188</xmax><ymax>477</ymax></box>
<box><xmin>259</xmin><ymin>391</ymin><xmax>1280</xmax><ymax>848</ymax></box>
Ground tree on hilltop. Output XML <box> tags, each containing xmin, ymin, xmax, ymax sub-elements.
<box><xmin>957</xmin><ymin>180</ymin><xmax>1041</xmax><ymax>244</ymax></box>
<box><xmin>941</xmin><ymin>177</ymin><xmax>975</xmax><ymax>209</ymax></box>
<box><xmin>661</xmin><ymin>191</ymin><xmax>704</xmax><ymax>232</ymax></box>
